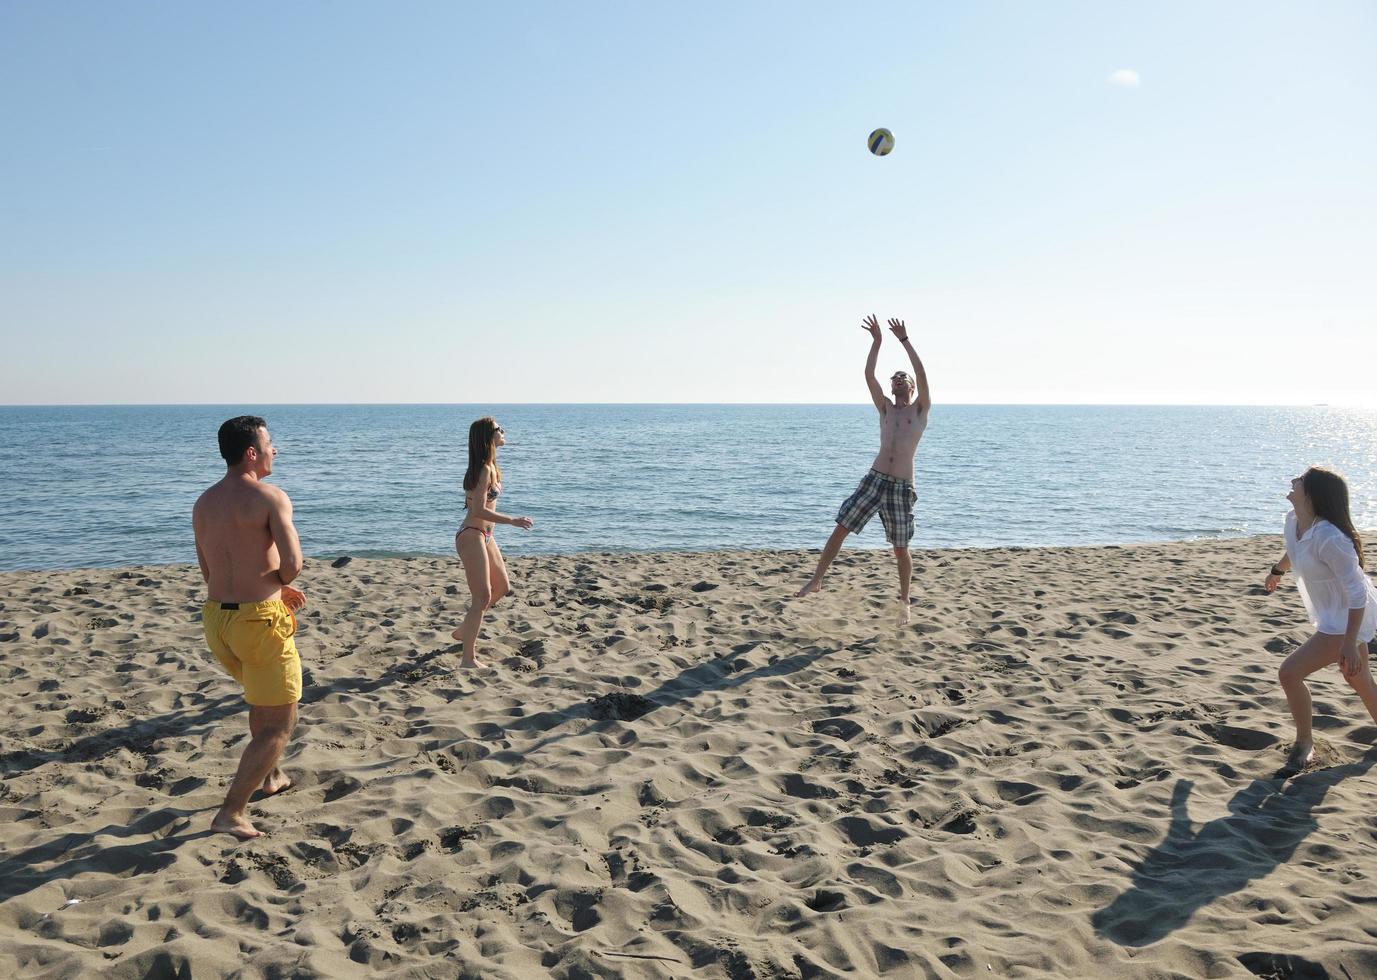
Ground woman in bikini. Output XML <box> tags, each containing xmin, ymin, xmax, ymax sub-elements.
<box><xmin>453</xmin><ymin>416</ymin><xmax>533</xmax><ymax>668</ymax></box>
<box><xmin>1265</xmin><ymin>466</ymin><xmax>1377</xmax><ymax>776</ymax></box>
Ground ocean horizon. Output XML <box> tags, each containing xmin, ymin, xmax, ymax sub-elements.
<box><xmin>4</xmin><ymin>403</ymin><xmax>1375</xmax><ymax>572</ymax></box>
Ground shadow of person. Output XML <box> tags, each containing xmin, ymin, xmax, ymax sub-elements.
<box><xmin>1</xmin><ymin>639</ymin><xmax>834</xmax><ymax>906</ymax></box>
<box><xmin>1092</xmin><ymin>747</ymin><xmax>1377</xmax><ymax>946</ymax></box>
<box><xmin>0</xmin><ymin>694</ymin><xmax>245</xmax><ymax>781</ymax></box>
<box><xmin>0</xmin><ymin>805</ymin><xmax>214</xmax><ymax>905</ymax></box>
<box><xmin>1</xmin><ymin>647</ymin><xmax>449</xmax><ymax>781</ymax></box>
<box><xmin>0</xmin><ymin>648</ymin><xmax>451</xmax><ymax>906</ymax></box>
<box><xmin>488</xmin><ymin>641</ymin><xmax>842</xmax><ymax>762</ymax></box>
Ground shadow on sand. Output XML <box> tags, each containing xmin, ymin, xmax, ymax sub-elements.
<box><xmin>482</xmin><ymin>639</ymin><xmax>846</xmax><ymax>762</ymax></box>
<box><xmin>1092</xmin><ymin>748</ymin><xmax>1377</xmax><ymax>948</ymax></box>
<box><xmin>0</xmin><ymin>636</ymin><xmax>837</xmax><ymax>905</ymax></box>
<box><xmin>0</xmin><ymin>648</ymin><xmax>450</xmax><ymax>905</ymax></box>
<box><xmin>0</xmin><ymin>806</ymin><xmax>213</xmax><ymax>905</ymax></box>
<box><xmin>0</xmin><ymin>647</ymin><xmax>448</xmax><ymax>780</ymax></box>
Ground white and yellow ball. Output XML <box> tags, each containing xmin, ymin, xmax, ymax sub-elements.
<box><xmin>868</xmin><ymin>127</ymin><xmax>894</xmax><ymax>156</ymax></box>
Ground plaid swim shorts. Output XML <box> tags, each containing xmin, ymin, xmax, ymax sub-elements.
<box><xmin>836</xmin><ymin>469</ymin><xmax>917</xmax><ymax>546</ymax></box>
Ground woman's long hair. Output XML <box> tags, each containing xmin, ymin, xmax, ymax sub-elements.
<box><xmin>1303</xmin><ymin>466</ymin><xmax>1365</xmax><ymax>567</ymax></box>
<box><xmin>463</xmin><ymin>417</ymin><xmax>502</xmax><ymax>493</ymax></box>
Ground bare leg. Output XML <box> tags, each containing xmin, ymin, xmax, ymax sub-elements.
<box><xmin>893</xmin><ymin>546</ymin><xmax>912</xmax><ymax>625</ymax></box>
<box><xmin>452</xmin><ymin>530</ymin><xmax>492</xmax><ymax>667</ymax></box>
<box><xmin>1342</xmin><ymin>642</ymin><xmax>1377</xmax><ymax>726</ymax></box>
<box><xmin>797</xmin><ymin>523</ymin><xmax>850</xmax><ymax>597</ymax></box>
<box><xmin>1277</xmin><ymin>632</ymin><xmax>1343</xmax><ymax>775</ymax></box>
<box><xmin>485</xmin><ymin>537</ymin><xmax>510</xmax><ymax>609</ymax></box>
<box><xmin>212</xmin><ymin>702</ymin><xmax>297</xmax><ymax>840</ymax></box>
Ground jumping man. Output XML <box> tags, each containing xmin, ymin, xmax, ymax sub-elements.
<box><xmin>796</xmin><ymin>315</ymin><xmax>931</xmax><ymax>625</ymax></box>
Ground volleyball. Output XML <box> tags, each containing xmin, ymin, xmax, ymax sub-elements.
<box><xmin>868</xmin><ymin>127</ymin><xmax>894</xmax><ymax>156</ymax></box>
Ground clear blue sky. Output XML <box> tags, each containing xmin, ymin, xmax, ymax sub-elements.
<box><xmin>2</xmin><ymin>2</ymin><xmax>1373</xmax><ymax>405</ymax></box>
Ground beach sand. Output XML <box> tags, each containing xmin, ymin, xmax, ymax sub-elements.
<box><xmin>2</xmin><ymin>536</ymin><xmax>1376</xmax><ymax>978</ymax></box>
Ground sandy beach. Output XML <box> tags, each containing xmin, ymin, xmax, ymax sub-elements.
<box><xmin>2</xmin><ymin>536</ymin><xmax>1376</xmax><ymax>978</ymax></box>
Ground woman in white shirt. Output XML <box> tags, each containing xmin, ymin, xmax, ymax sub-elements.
<box><xmin>1265</xmin><ymin>467</ymin><xmax>1377</xmax><ymax>777</ymax></box>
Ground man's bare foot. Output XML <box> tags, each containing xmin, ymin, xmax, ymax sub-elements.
<box><xmin>895</xmin><ymin>598</ymin><xmax>911</xmax><ymax>627</ymax></box>
<box><xmin>458</xmin><ymin>657</ymin><xmax>487</xmax><ymax>669</ymax></box>
<box><xmin>450</xmin><ymin>628</ymin><xmax>463</xmax><ymax>642</ymax></box>
<box><xmin>1276</xmin><ymin>741</ymin><xmax>1315</xmax><ymax>778</ymax></box>
<box><xmin>210</xmin><ymin>809</ymin><xmax>263</xmax><ymax>840</ymax></box>
<box><xmin>795</xmin><ymin>578</ymin><xmax>823</xmax><ymax>598</ymax></box>
<box><xmin>258</xmin><ymin>770</ymin><xmax>293</xmax><ymax>797</ymax></box>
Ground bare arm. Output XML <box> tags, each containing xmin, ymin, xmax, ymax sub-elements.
<box><xmin>191</xmin><ymin>496</ymin><xmax>211</xmax><ymax>584</ymax></box>
<box><xmin>468</xmin><ymin>467</ymin><xmax>533</xmax><ymax>528</ymax></box>
<box><xmin>467</xmin><ymin>467</ymin><xmax>505</xmax><ymax>524</ymax></box>
<box><xmin>889</xmin><ymin>318</ymin><xmax>931</xmax><ymax>413</ymax></box>
<box><xmin>471</xmin><ymin>505</ymin><xmax>515</xmax><ymax>524</ymax></box>
<box><xmin>1317</xmin><ymin>533</ymin><xmax>1371</xmax><ymax>677</ymax></box>
<box><xmin>905</xmin><ymin>341</ymin><xmax>931</xmax><ymax>414</ymax></box>
<box><xmin>267</xmin><ymin>488</ymin><xmax>303</xmax><ymax>585</ymax></box>
<box><xmin>1264</xmin><ymin>551</ymin><xmax>1292</xmax><ymax>592</ymax></box>
<box><xmin>861</xmin><ymin>314</ymin><xmax>887</xmax><ymax>413</ymax></box>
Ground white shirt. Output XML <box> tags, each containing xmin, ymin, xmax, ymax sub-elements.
<box><xmin>1283</xmin><ymin>512</ymin><xmax>1377</xmax><ymax>640</ymax></box>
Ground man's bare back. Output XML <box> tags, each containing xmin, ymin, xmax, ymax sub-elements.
<box><xmin>194</xmin><ymin>476</ymin><xmax>299</xmax><ymax>604</ymax></box>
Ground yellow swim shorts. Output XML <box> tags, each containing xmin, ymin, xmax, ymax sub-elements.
<box><xmin>201</xmin><ymin>599</ymin><xmax>302</xmax><ymax>706</ymax></box>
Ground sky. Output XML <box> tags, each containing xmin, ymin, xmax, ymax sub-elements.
<box><xmin>1</xmin><ymin>2</ymin><xmax>1374</xmax><ymax>405</ymax></box>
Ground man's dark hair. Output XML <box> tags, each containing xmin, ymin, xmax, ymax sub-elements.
<box><xmin>218</xmin><ymin>415</ymin><xmax>267</xmax><ymax>465</ymax></box>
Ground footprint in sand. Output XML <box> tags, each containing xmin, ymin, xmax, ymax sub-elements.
<box><xmin>1198</xmin><ymin>723</ymin><xmax>1279</xmax><ymax>751</ymax></box>
<box><xmin>322</xmin><ymin>776</ymin><xmax>362</xmax><ymax>803</ymax></box>
<box><xmin>805</xmin><ymin>889</ymin><xmax>849</xmax><ymax>913</ymax></box>
<box><xmin>811</xmin><ymin>718</ymin><xmax>864</xmax><ymax>741</ymax></box>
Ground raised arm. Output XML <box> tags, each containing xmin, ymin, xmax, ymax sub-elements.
<box><xmin>861</xmin><ymin>314</ymin><xmax>887</xmax><ymax>413</ymax></box>
<box><xmin>267</xmin><ymin>487</ymin><xmax>304</xmax><ymax>585</ymax></box>
<box><xmin>888</xmin><ymin>318</ymin><xmax>931</xmax><ymax>413</ymax></box>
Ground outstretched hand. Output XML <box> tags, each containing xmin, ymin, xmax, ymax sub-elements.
<box><xmin>512</xmin><ymin>516</ymin><xmax>534</xmax><ymax>530</ymax></box>
<box><xmin>861</xmin><ymin>314</ymin><xmax>882</xmax><ymax>340</ymax></box>
<box><xmin>888</xmin><ymin>318</ymin><xmax>909</xmax><ymax>342</ymax></box>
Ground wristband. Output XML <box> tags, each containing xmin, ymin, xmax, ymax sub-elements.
<box><xmin>1271</xmin><ymin>563</ymin><xmax>1286</xmax><ymax>576</ymax></box>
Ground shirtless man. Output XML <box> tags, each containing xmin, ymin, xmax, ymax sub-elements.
<box><xmin>193</xmin><ymin>416</ymin><xmax>306</xmax><ymax>840</ymax></box>
<box><xmin>796</xmin><ymin>315</ymin><xmax>931</xmax><ymax>624</ymax></box>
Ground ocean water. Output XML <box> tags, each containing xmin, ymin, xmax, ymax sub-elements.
<box><xmin>1</xmin><ymin>404</ymin><xmax>1375</xmax><ymax>572</ymax></box>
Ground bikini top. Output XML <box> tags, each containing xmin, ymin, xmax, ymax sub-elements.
<box><xmin>465</xmin><ymin>480</ymin><xmax>501</xmax><ymax>508</ymax></box>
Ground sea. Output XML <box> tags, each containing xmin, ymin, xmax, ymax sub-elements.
<box><xmin>1</xmin><ymin>404</ymin><xmax>1374</xmax><ymax>572</ymax></box>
